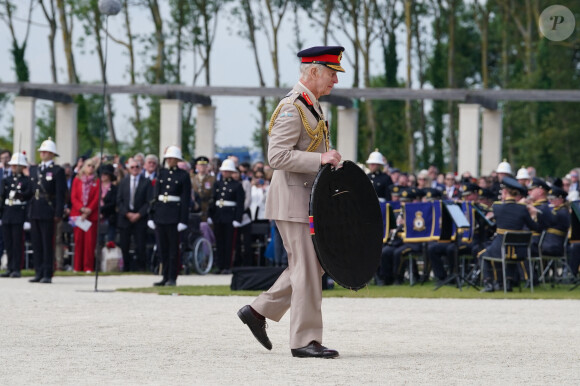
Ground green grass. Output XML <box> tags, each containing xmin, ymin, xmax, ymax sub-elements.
<box><xmin>18</xmin><ymin>269</ymin><xmax>143</xmax><ymax>277</ymax></box>
<box><xmin>18</xmin><ymin>268</ymin><xmax>579</xmax><ymax>299</ymax></box>
<box><xmin>118</xmin><ymin>281</ymin><xmax>580</xmax><ymax>300</ymax></box>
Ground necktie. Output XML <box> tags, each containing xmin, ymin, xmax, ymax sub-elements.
<box><xmin>130</xmin><ymin>177</ymin><xmax>136</xmax><ymax>210</ymax></box>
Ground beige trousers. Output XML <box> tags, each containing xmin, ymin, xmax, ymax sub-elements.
<box><xmin>251</xmin><ymin>220</ymin><xmax>324</xmax><ymax>349</ymax></box>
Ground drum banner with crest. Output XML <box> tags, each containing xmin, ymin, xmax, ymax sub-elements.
<box><xmin>402</xmin><ymin>202</ymin><xmax>437</xmax><ymax>242</ymax></box>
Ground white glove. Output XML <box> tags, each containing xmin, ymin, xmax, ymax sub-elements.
<box><xmin>147</xmin><ymin>220</ymin><xmax>156</xmax><ymax>230</ymax></box>
<box><xmin>177</xmin><ymin>223</ymin><xmax>188</xmax><ymax>232</ymax></box>
<box><xmin>206</xmin><ymin>217</ymin><xmax>213</xmax><ymax>225</ymax></box>
<box><xmin>0</xmin><ymin>219</ymin><xmax>2</xmax><ymax>226</ymax></box>
<box><xmin>23</xmin><ymin>222</ymin><xmax>30</xmax><ymax>230</ymax></box>
<box><xmin>233</xmin><ymin>220</ymin><xmax>242</xmax><ymax>228</ymax></box>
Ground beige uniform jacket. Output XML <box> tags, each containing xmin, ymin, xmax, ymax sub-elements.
<box><xmin>264</xmin><ymin>82</ymin><xmax>327</xmax><ymax>223</ymax></box>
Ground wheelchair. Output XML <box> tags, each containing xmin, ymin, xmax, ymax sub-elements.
<box><xmin>149</xmin><ymin>213</ymin><xmax>214</xmax><ymax>275</ymax></box>
<box><xmin>181</xmin><ymin>213</ymin><xmax>214</xmax><ymax>275</ymax></box>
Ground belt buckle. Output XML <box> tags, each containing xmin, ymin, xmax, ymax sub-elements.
<box><xmin>163</xmin><ymin>195</ymin><xmax>168</xmax><ymax>203</ymax></box>
<box><xmin>218</xmin><ymin>199</ymin><xmax>224</xmax><ymax>208</ymax></box>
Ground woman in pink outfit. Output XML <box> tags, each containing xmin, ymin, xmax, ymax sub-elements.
<box><xmin>70</xmin><ymin>159</ymin><xmax>100</xmax><ymax>272</ymax></box>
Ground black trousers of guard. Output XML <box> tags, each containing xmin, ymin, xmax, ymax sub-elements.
<box><xmin>31</xmin><ymin>219</ymin><xmax>56</xmax><ymax>279</ymax></box>
<box><xmin>3</xmin><ymin>223</ymin><xmax>24</xmax><ymax>274</ymax></box>
<box><xmin>119</xmin><ymin>219</ymin><xmax>148</xmax><ymax>272</ymax></box>
<box><xmin>156</xmin><ymin>224</ymin><xmax>180</xmax><ymax>282</ymax></box>
<box><xmin>214</xmin><ymin>221</ymin><xmax>235</xmax><ymax>271</ymax></box>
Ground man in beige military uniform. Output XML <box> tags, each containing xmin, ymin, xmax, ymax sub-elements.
<box><xmin>238</xmin><ymin>46</ymin><xmax>344</xmax><ymax>359</ymax></box>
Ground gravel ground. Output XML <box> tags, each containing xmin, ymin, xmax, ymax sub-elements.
<box><xmin>0</xmin><ymin>274</ymin><xmax>579</xmax><ymax>385</ymax></box>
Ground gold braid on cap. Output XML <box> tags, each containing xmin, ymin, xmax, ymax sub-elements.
<box><xmin>268</xmin><ymin>104</ymin><xmax>329</xmax><ymax>152</ymax></box>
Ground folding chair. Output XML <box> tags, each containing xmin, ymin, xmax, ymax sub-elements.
<box><xmin>538</xmin><ymin>231</ymin><xmax>571</xmax><ymax>286</ymax></box>
<box><xmin>480</xmin><ymin>231</ymin><xmax>533</xmax><ymax>293</ymax></box>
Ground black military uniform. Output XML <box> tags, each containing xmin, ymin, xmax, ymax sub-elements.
<box><xmin>152</xmin><ymin>165</ymin><xmax>191</xmax><ymax>286</ymax></box>
<box><xmin>528</xmin><ymin>178</ymin><xmax>552</xmax><ymax>256</ymax></box>
<box><xmin>542</xmin><ymin>186</ymin><xmax>569</xmax><ymax>256</ymax></box>
<box><xmin>368</xmin><ymin>170</ymin><xmax>392</xmax><ymax>202</ymax></box>
<box><xmin>28</xmin><ymin>161</ymin><xmax>67</xmax><ymax>282</ymax></box>
<box><xmin>208</xmin><ymin>176</ymin><xmax>245</xmax><ymax>273</ymax></box>
<box><xmin>481</xmin><ymin>177</ymin><xmax>539</xmax><ymax>292</ymax></box>
<box><xmin>0</xmin><ymin>170</ymin><xmax>32</xmax><ymax>277</ymax></box>
<box><xmin>428</xmin><ymin>183</ymin><xmax>479</xmax><ymax>282</ymax></box>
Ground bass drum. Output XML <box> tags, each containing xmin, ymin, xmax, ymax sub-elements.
<box><xmin>309</xmin><ymin>161</ymin><xmax>383</xmax><ymax>290</ymax></box>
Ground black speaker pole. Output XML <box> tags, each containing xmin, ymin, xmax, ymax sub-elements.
<box><xmin>94</xmin><ymin>0</ymin><xmax>122</xmax><ymax>292</ymax></box>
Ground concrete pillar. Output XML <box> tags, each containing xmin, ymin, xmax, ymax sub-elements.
<box><xmin>337</xmin><ymin>107</ymin><xmax>358</xmax><ymax>163</ymax></box>
<box><xmin>55</xmin><ymin>103</ymin><xmax>78</xmax><ymax>165</ymax></box>
<box><xmin>481</xmin><ymin>108</ymin><xmax>503</xmax><ymax>176</ymax></box>
<box><xmin>457</xmin><ymin>103</ymin><xmax>480</xmax><ymax>176</ymax></box>
<box><xmin>160</xmin><ymin>99</ymin><xmax>183</xmax><ymax>161</ymax></box>
<box><xmin>13</xmin><ymin>96</ymin><xmax>36</xmax><ymax>161</ymax></box>
<box><xmin>195</xmin><ymin>105</ymin><xmax>216</xmax><ymax>160</ymax></box>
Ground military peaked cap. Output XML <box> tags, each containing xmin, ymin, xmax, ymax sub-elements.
<box><xmin>298</xmin><ymin>46</ymin><xmax>345</xmax><ymax>72</ymax></box>
<box><xmin>501</xmin><ymin>176</ymin><xmax>527</xmax><ymax>196</ymax></box>
<box><xmin>548</xmin><ymin>186</ymin><xmax>568</xmax><ymax>199</ymax></box>
<box><xmin>529</xmin><ymin>177</ymin><xmax>550</xmax><ymax>191</ymax></box>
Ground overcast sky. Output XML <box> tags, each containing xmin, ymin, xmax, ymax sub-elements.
<box><xmin>0</xmin><ymin>2</ymin><xmax>400</xmax><ymax>152</ymax></box>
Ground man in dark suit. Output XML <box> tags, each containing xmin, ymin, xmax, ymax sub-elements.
<box><xmin>28</xmin><ymin>138</ymin><xmax>67</xmax><ymax>284</ymax></box>
<box><xmin>117</xmin><ymin>158</ymin><xmax>152</xmax><ymax>272</ymax></box>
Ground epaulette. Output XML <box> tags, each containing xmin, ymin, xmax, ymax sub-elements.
<box><xmin>478</xmin><ymin>203</ymin><xmax>490</xmax><ymax>210</ymax></box>
<box><xmin>492</xmin><ymin>200</ymin><xmax>503</xmax><ymax>205</ymax></box>
<box><xmin>281</xmin><ymin>91</ymin><xmax>300</xmax><ymax>104</ymax></box>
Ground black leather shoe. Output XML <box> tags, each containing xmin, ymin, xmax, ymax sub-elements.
<box><xmin>291</xmin><ymin>341</ymin><xmax>339</xmax><ymax>359</ymax></box>
<box><xmin>237</xmin><ymin>305</ymin><xmax>272</xmax><ymax>350</ymax></box>
<box><xmin>39</xmin><ymin>277</ymin><xmax>52</xmax><ymax>284</ymax></box>
<box><xmin>153</xmin><ymin>280</ymin><xmax>167</xmax><ymax>287</ymax></box>
<box><xmin>165</xmin><ymin>280</ymin><xmax>176</xmax><ymax>286</ymax></box>
<box><xmin>480</xmin><ymin>282</ymin><xmax>494</xmax><ymax>293</ymax></box>
<box><xmin>0</xmin><ymin>271</ymin><xmax>11</xmax><ymax>278</ymax></box>
<box><xmin>29</xmin><ymin>276</ymin><xmax>42</xmax><ymax>283</ymax></box>
<box><xmin>10</xmin><ymin>271</ymin><xmax>21</xmax><ymax>278</ymax></box>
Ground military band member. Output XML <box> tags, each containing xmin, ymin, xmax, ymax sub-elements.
<box><xmin>28</xmin><ymin>139</ymin><xmax>67</xmax><ymax>284</ymax></box>
<box><xmin>238</xmin><ymin>45</ymin><xmax>343</xmax><ymax>358</ymax></box>
<box><xmin>366</xmin><ymin>149</ymin><xmax>392</xmax><ymax>202</ymax></box>
<box><xmin>527</xmin><ymin>177</ymin><xmax>552</xmax><ymax>255</ymax></box>
<box><xmin>207</xmin><ymin>158</ymin><xmax>245</xmax><ymax>273</ymax></box>
<box><xmin>150</xmin><ymin>146</ymin><xmax>191</xmax><ymax>287</ymax></box>
<box><xmin>481</xmin><ymin>177</ymin><xmax>539</xmax><ymax>292</ymax></box>
<box><xmin>428</xmin><ymin>183</ymin><xmax>479</xmax><ymax>284</ymax></box>
<box><xmin>542</xmin><ymin>186</ymin><xmax>569</xmax><ymax>257</ymax></box>
<box><xmin>0</xmin><ymin>153</ymin><xmax>32</xmax><ymax>278</ymax></box>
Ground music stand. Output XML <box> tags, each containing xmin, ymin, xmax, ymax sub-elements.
<box><xmin>434</xmin><ymin>201</ymin><xmax>479</xmax><ymax>291</ymax></box>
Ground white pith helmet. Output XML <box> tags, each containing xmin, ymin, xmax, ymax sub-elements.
<box><xmin>38</xmin><ymin>138</ymin><xmax>59</xmax><ymax>156</ymax></box>
<box><xmin>8</xmin><ymin>152</ymin><xmax>28</xmax><ymax>167</ymax></box>
<box><xmin>515</xmin><ymin>166</ymin><xmax>530</xmax><ymax>180</ymax></box>
<box><xmin>219</xmin><ymin>158</ymin><xmax>237</xmax><ymax>172</ymax></box>
<box><xmin>495</xmin><ymin>159</ymin><xmax>512</xmax><ymax>174</ymax></box>
<box><xmin>163</xmin><ymin>145</ymin><xmax>183</xmax><ymax>161</ymax></box>
<box><xmin>366</xmin><ymin>149</ymin><xmax>385</xmax><ymax>165</ymax></box>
